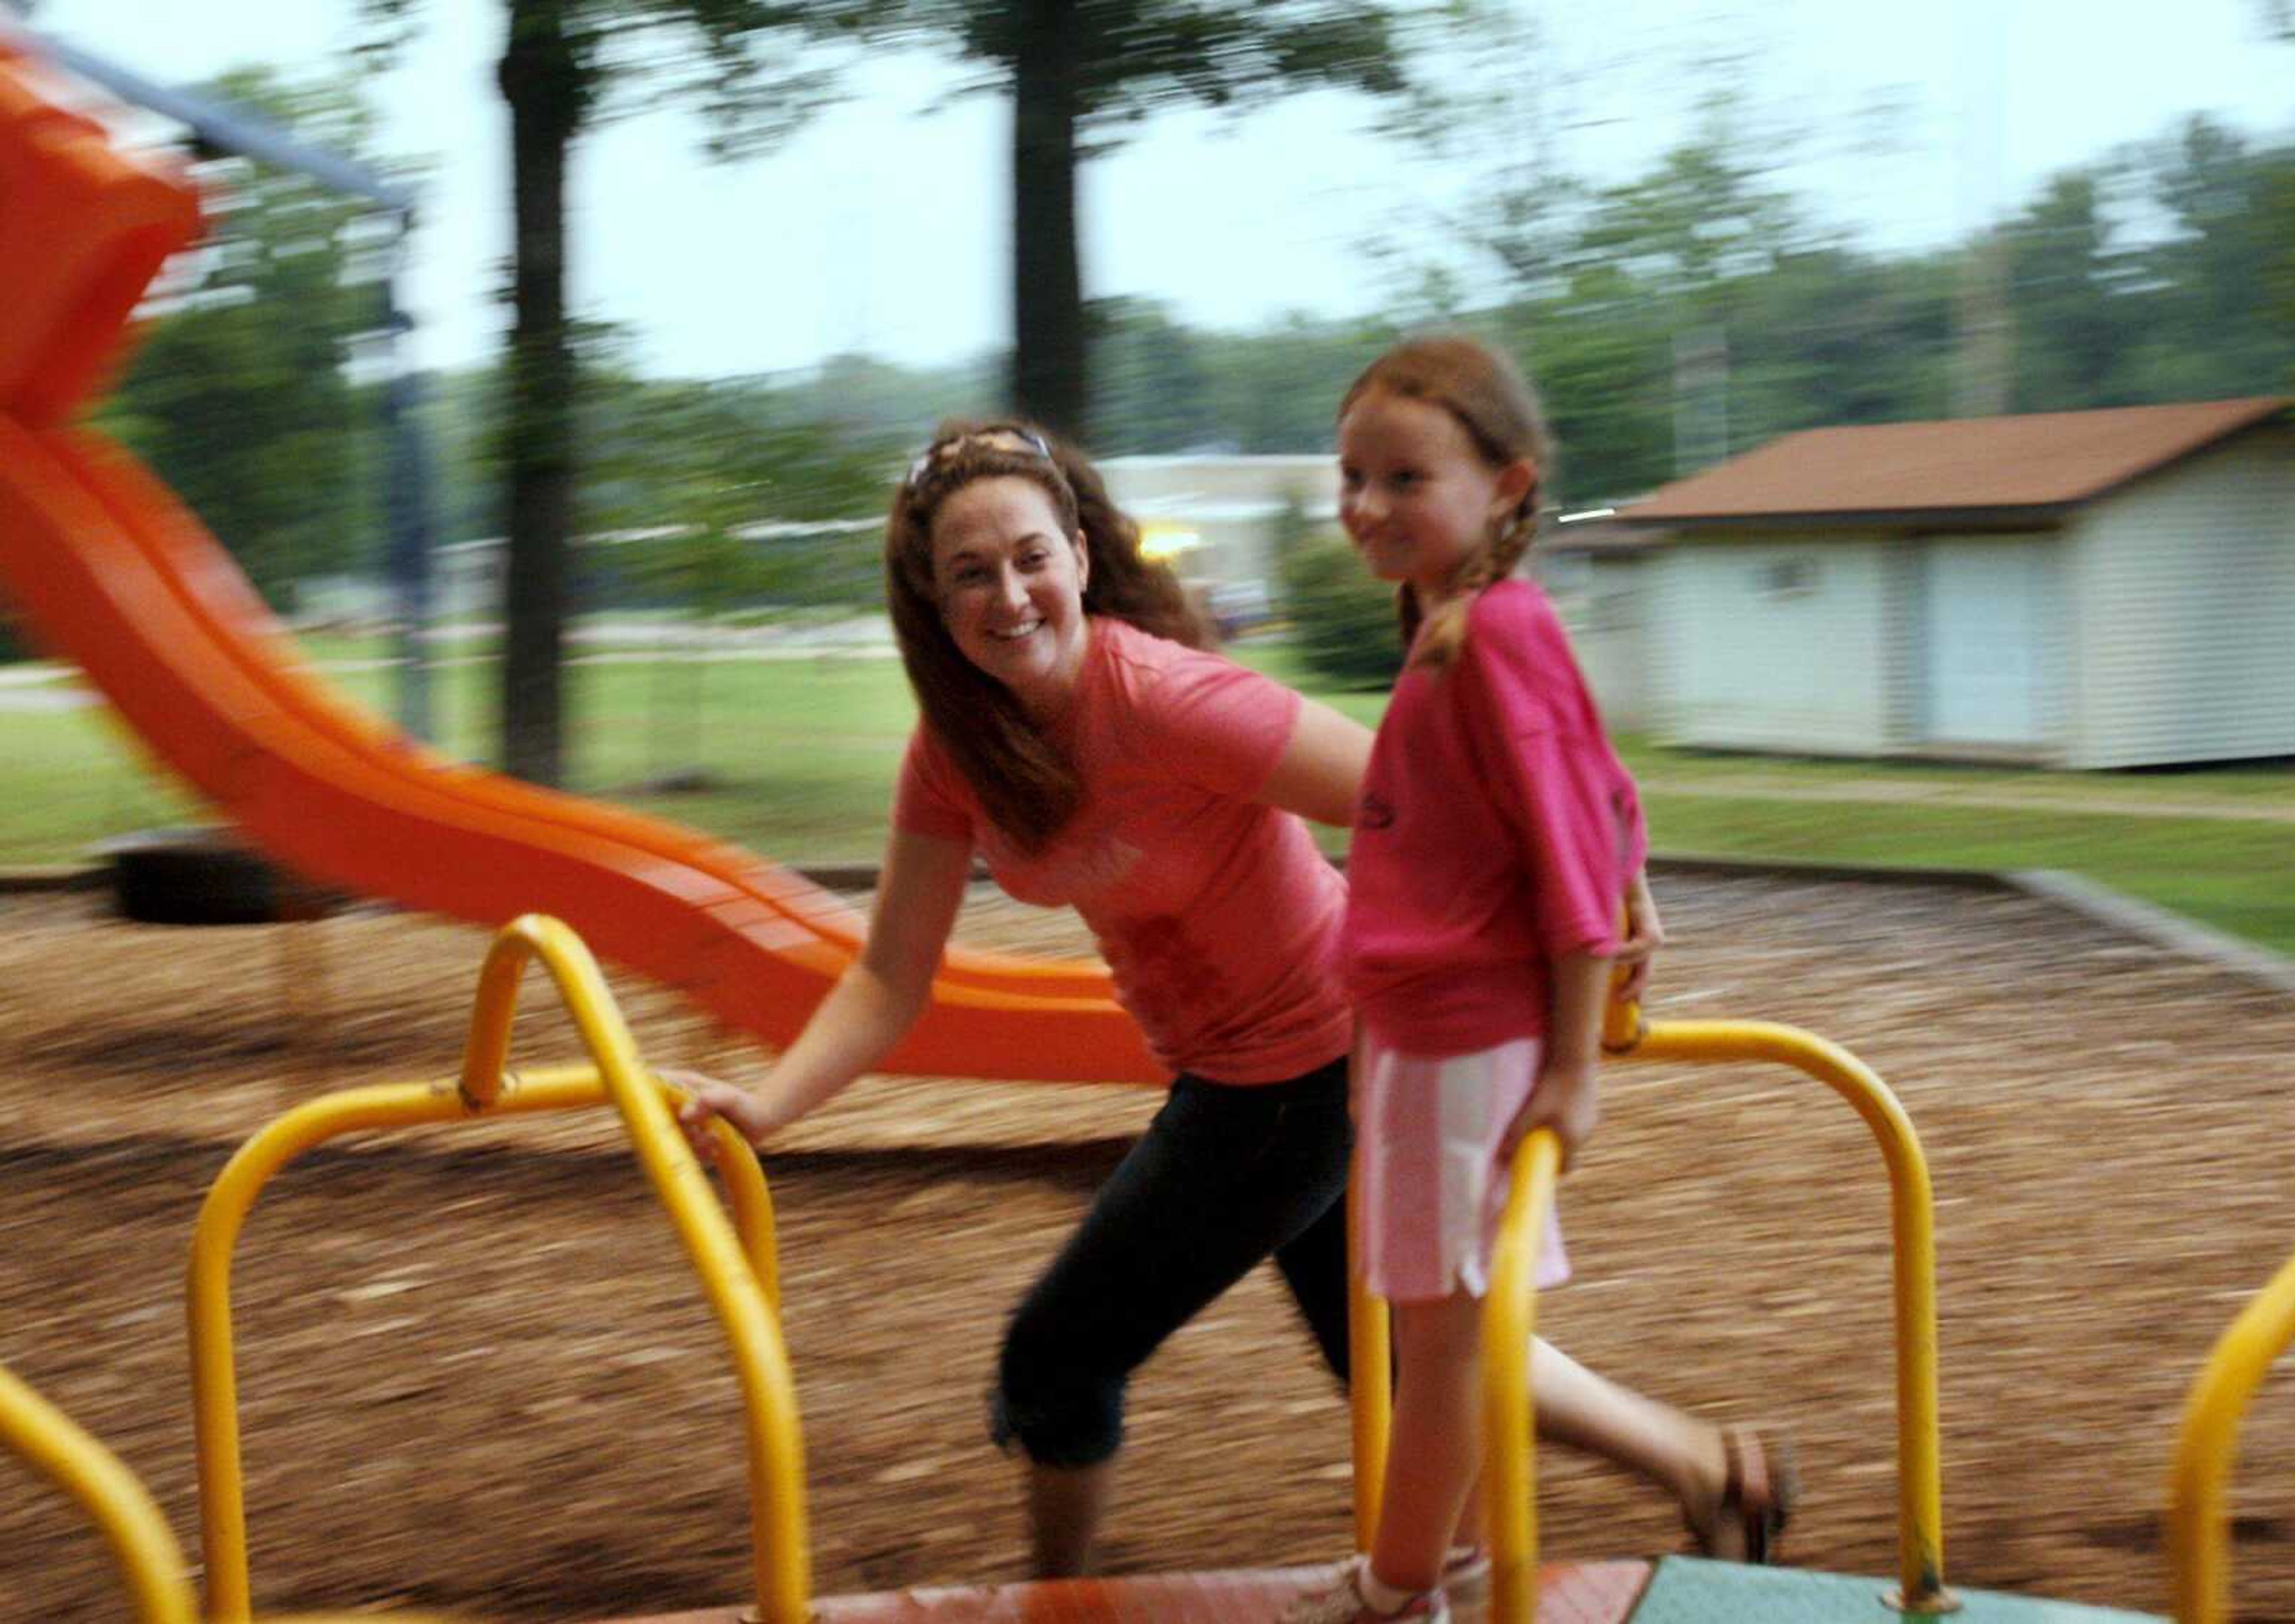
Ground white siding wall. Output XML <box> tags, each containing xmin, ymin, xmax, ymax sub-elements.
<box><xmin>1539</xmin><ymin>553</ymin><xmax>1650</xmax><ymax>731</ymax></box>
<box><xmin>1914</xmin><ymin>535</ymin><xmax>2066</xmax><ymax>759</ymax></box>
<box><xmin>1654</xmin><ymin>535</ymin><xmax>1892</xmax><ymax>754</ymax></box>
<box><xmin>2067</xmin><ymin>426</ymin><xmax>2295</xmax><ymax>767</ymax></box>
<box><xmin>1882</xmin><ymin>545</ymin><xmax>1924</xmax><ymax>750</ymax></box>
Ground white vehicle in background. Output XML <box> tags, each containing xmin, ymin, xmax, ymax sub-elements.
<box><xmin>1207</xmin><ymin>578</ymin><xmax>1275</xmax><ymax>640</ymax></box>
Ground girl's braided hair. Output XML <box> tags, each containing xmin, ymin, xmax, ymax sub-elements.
<box><xmin>1338</xmin><ymin>334</ymin><xmax>1556</xmax><ymax>671</ymax></box>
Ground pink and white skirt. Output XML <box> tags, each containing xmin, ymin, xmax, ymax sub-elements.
<box><xmin>1354</xmin><ymin>1033</ymin><xmax>1569</xmax><ymax>1303</ymax></box>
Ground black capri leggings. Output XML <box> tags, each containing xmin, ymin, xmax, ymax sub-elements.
<box><xmin>990</xmin><ymin>1053</ymin><xmax>1353</xmax><ymax>1469</ymax></box>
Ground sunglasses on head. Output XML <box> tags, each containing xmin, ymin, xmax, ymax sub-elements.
<box><xmin>905</xmin><ymin>423</ymin><xmax>1054</xmax><ymax>487</ymax></box>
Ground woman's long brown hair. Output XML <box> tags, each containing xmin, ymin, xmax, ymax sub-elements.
<box><xmin>885</xmin><ymin>421</ymin><xmax>1210</xmax><ymax>852</ymax></box>
<box><xmin>1338</xmin><ymin>334</ymin><xmax>1556</xmax><ymax>671</ymax></box>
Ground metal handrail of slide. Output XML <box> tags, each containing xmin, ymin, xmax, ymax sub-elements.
<box><xmin>1348</xmin><ymin>991</ymin><xmax>1954</xmax><ymax>1622</ymax></box>
<box><xmin>2167</xmin><ymin>1242</ymin><xmax>2295</xmax><ymax>1623</ymax></box>
<box><xmin>186</xmin><ymin>914</ymin><xmax>806</xmax><ymax>1624</ymax></box>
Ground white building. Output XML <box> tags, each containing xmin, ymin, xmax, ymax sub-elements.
<box><xmin>1098</xmin><ymin>454</ymin><xmax>1336</xmax><ymax>588</ymax></box>
<box><xmin>1534</xmin><ymin>515</ymin><xmax>1661</xmax><ymax>733</ymax></box>
<box><xmin>1581</xmin><ymin>396</ymin><xmax>2293</xmax><ymax>767</ymax></box>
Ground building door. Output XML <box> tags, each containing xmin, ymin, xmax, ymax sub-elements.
<box><xmin>1922</xmin><ymin>540</ymin><xmax>2052</xmax><ymax>749</ymax></box>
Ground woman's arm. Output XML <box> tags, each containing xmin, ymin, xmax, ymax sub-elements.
<box><xmin>673</xmin><ymin>826</ymin><xmax>973</xmax><ymax>1148</ymax></box>
<box><xmin>1256</xmin><ymin>698</ymin><xmax>1373</xmax><ymax>827</ymax></box>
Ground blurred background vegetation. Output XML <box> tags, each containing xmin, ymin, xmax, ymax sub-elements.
<box><xmin>1</xmin><ymin>2</ymin><xmax>2289</xmax><ymax>953</ymax></box>
<box><xmin>67</xmin><ymin>74</ymin><xmax>2295</xmax><ymax>609</ymax></box>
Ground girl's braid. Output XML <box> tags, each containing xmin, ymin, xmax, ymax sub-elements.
<box><xmin>1404</xmin><ymin>484</ymin><xmax>1541</xmax><ymax>672</ymax></box>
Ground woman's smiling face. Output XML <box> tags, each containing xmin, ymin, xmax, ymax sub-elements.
<box><xmin>928</xmin><ymin>475</ymin><xmax>1094</xmax><ymax>716</ymax></box>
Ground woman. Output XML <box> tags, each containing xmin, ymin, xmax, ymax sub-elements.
<box><xmin>674</xmin><ymin>420</ymin><xmax>1777</xmax><ymax>1579</ymax></box>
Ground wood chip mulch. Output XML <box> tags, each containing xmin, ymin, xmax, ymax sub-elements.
<box><xmin>1</xmin><ymin>872</ymin><xmax>2291</xmax><ymax>1622</ymax></box>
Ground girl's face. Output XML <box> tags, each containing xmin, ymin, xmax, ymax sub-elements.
<box><xmin>928</xmin><ymin>475</ymin><xmax>1093</xmax><ymax>715</ymax></box>
<box><xmin>1337</xmin><ymin>389</ymin><xmax>1532</xmax><ymax>606</ymax></box>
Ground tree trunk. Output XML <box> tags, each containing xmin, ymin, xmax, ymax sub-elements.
<box><xmin>1009</xmin><ymin>0</ymin><xmax>1085</xmax><ymax>436</ymax></box>
<box><xmin>497</xmin><ymin>0</ymin><xmax>586</xmax><ymax>787</ymax></box>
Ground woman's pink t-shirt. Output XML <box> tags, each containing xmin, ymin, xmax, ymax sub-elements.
<box><xmin>1343</xmin><ymin>579</ymin><xmax>1648</xmax><ymax>1057</ymax></box>
<box><xmin>894</xmin><ymin>617</ymin><xmax>1352</xmax><ymax>1083</ymax></box>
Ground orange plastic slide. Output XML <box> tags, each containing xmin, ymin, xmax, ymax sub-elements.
<box><xmin>0</xmin><ymin>39</ymin><xmax>1161</xmax><ymax>1085</ymax></box>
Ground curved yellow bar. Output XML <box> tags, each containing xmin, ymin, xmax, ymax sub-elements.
<box><xmin>467</xmin><ymin>917</ymin><xmax>808</xmax><ymax>1624</ymax></box>
<box><xmin>455</xmin><ymin>923</ymin><xmax>782</xmax><ymax>1310</ymax></box>
<box><xmin>1349</xmin><ymin>1169</ymin><xmax>1393</xmax><ymax>1552</ymax></box>
<box><xmin>2167</xmin><ymin>1243</ymin><xmax>2295</xmax><ymax>1623</ymax></box>
<box><xmin>3</xmin><ymin>1359</ymin><xmax>472</xmax><ymax>1624</ymax></box>
<box><xmin>1482</xmin><ymin>1129</ymin><xmax>1562</xmax><ymax>1624</ymax></box>
<box><xmin>189</xmin><ymin>917</ymin><xmax>801</xmax><ymax>1624</ymax></box>
<box><xmin>1620</xmin><ymin>1017</ymin><xmax>1952</xmax><ymax>1616</ymax></box>
<box><xmin>1359</xmin><ymin>991</ymin><xmax>1947</xmax><ymax>1624</ymax></box>
<box><xmin>0</xmin><ymin>1360</ymin><xmax>197</xmax><ymax>1624</ymax></box>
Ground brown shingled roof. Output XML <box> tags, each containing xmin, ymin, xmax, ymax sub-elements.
<box><xmin>1624</xmin><ymin>396</ymin><xmax>2289</xmax><ymax>523</ymax></box>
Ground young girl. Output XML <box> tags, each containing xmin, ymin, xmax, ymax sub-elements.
<box><xmin>1289</xmin><ymin>335</ymin><xmax>1792</xmax><ymax>1624</ymax></box>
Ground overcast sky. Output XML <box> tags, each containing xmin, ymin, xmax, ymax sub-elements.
<box><xmin>20</xmin><ymin>1</ymin><xmax>2295</xmax><ymax>381</ymax></box>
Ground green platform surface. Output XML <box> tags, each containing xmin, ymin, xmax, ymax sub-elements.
<box><xmin>1626</xmin><ymin>1558</ymin><xmax>2162</xmax><ymax>1623</ymax></box>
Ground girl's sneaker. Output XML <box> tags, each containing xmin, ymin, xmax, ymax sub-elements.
<box><xmin>1440</xmin><ymin>1545</ymin><xmax>1490</xmax><ymax>1602</ymax></box>
<box><xmin>1283</xmin><ymin>1556</ymin><xmax>1451</xmax><ymax>1624</ymax></box>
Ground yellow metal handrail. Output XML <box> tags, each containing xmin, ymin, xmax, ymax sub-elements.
<box><xmin>0</xmin><ymin>1359</ymin><xmax>197</xmax><ymax>1623</ymax></box>
<box><xmin>2167</xmin><ymin>1243</ymin><xmax>2295</xmax><ymax>1623</ymax></box>
<box><xmin>1347</xmin><ymin>991</ymin><xmax>1953</xmax><ymax>1623</ymax></box>
<box><xmin>1618</xmin><ymin>1017</ymin><xmax>1950</xmax><ymax>1617</ymax></box>
<box><xmin>188</xmin><ymin>915</ymin><xmax>805</xmax><ymax>1624</ymax></box>
<box><xmin>1348</xmin><ymin>1170</ymin><xmax>1393</xmax><ymax>1551</ymax></box>
<box><xmin>1482</xmin><ymin>1129</ymin><xmax>1563</xmax><ymax>1624</ymax></box>
<box><xmin>1</xmin><ymin>1362</ymin><xmax>472</xmax><ymax>1623</ymax></box>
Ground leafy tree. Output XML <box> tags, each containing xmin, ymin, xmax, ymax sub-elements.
<box><xmin>576</xmin><ymin>370</ymin><xmax>898</xmax><ymax>781</ymax></box>
<box><xmin>880</xmin><ymin>2</ymin><xmax>1425</xmax><ymax>436</ymax></box>
<box><xmin>412</xmin><ymin>365</ymin><xmax>504</xmax><ymax>545</ymax></box>
<box><xmin>93</xmin><ymin>68</ymin><xmax>397</xmax><ymax>608</ymax></box>
<box><xmin>804</xmin><ymin>350</ymin><xmax>1003</xmax><ymax>445</ymax></box>
<box><xmin>580</xmin><ymin>371</ymin><xmax>898</xmax><ymax>587</ymax></box>
<box><xmin>1998</xmin><ymin>171</ymin><xmax>2141</xmax><ymax>411</ymax></box>
<box><xmin>1567</xmin><ymin>98</ymin><xmax>1819</xmax><ymax>320</ymax></box>
<box><xmin>1414</xmin><ymin>60</ymin><xmax>1853</xmax><ymax>485</ymax></box>
<box><xmin>360</xmin><ymin>0</ymin><xmax>892</xmax><ymax>786</ymax></box>
<box><xmin>1083</xmin><ymin>296</ymin><xmax>1214</xmax><ymax>452</ymax></box>
<box><xmin>1277</xmin><ymin>533</ymin><xmax>1401</xmax><ymax>688</ymax></box>
<box><xmin>1403</xmin><ymin>1</ymin><xmax>1582</xmax><ymax>299</ymax></box>
<box><xmin>2123</xmin><ymin>118</ymin><xmax>2295</xmax><ymax>399</ymax></box>
<box><xmin>1718</xmin><ymin>247</ymin><xmax>1955</xmax><ymax>440</ymax></box>
<box><xmin>2266</xmin><ymin>159</ymin><xmax>2295</xmax><ymax>352</ymax></box>
<box><xmin>1200</xmin><ymin>314</ymin><xmax>1397</xmax><ymax>453</ymax></box>
<box><xmin>1487</xmin><ymin>298</ymin><xmax>1675</xmax><ymax>501</ymax></box>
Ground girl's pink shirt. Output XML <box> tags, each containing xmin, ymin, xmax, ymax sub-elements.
<box><xmin>1343</xmin><ymin>579</ymin><xmax>1648</xmax><ymax>1057</ymax></box>
<box><xmin>895</xmin><ymin>617</ymin><xmax>1352</xmax><ymax>1083</ymax></box>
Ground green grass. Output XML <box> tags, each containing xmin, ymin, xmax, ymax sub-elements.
<box><xmin>1636</xmin><ymin>792</ymin><xmax>2295</xmax><ymax>952</ymax></box>
<box><xmin>4</xmin><ymin>635</ymin><xmax>2289</xmax><ymax>956</ymax></box>
<box><xmin>1610</xmin><ymin>738</ymin><xmax>2295</xmax><ymax>809</ymax></box>
<box><xmin>2</xmin><ymin>704</ymin><xmax>203</xmax><ymax>859</ymax></box>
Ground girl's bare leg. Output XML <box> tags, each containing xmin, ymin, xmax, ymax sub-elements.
<box><xmin>1370</xmin><ymin>1291</ymin><xmax>1488</xmax><ymax>1594</ymax></box>
<box><xmin>1448</xmin><ymin>1336</ymin><xmax>1725</xmax><ymax>1550</ymax></box>
<box><xmin>1528</xmin><ymin>1337</ymin><xmax>1729</xmax><ymax>1527</ymax></box>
